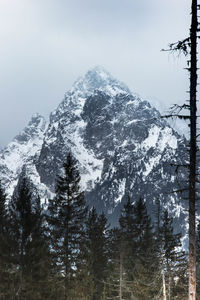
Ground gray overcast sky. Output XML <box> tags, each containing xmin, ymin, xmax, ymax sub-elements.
<box><xmin>0</xmin><ymin>0</ymin><xmax>191</xmax><ymax>147</ymax></box>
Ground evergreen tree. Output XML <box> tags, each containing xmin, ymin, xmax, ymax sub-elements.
<box><xmin>85</xmin><ymin>207</ymin><xmax>109</xmax><ymax>300</ymax></box>
<box><xmin>102</xmin><ymin>198</ymin><xmax>136</xmax><ymax>300</ymax></box>
<box><xmin>0</xmin><ymin>182</ymin><xmax>12</xmax><ymax>299</ymax></box>
<box><xmin>104</xmin><ymin>227</ymin><xmax>123</xmax><ymax>300</ymax></box>
<box><xmin>47</xmin><ymin>152</ymin><xmax>87</xmax><ymax>300</ymax></box>
<box><xmin>123</xmin><ymin>197</ymin><xmax>161</xmax><ymax>300</ymax></box>
<box><xmin>26</xmin><ymin>196</ymin><xmax>52</xmax><ymax>299</ymax></box>
<box><xmin>9</xmin><ymin>176</ymin><xmax>51</xmax><ymax>299</ymax></box>
<box><xmin>113</xmin><ymin>197</ymin><xmax>161</xmax><ymax>299</ymax></box>
<box><xmin>119</xmin><ymin>196</ymin><xmax>136</xmax><ymax>282</ymax></box>
<box><xmin>160</xmin><ymin>209</ymin><xmax>187</xmax><ymax>300</ymax></box>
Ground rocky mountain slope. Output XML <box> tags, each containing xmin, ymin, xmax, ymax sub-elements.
<box><xmin>0</xmin><ymin>66</ymin><xmax>188</xmax><ymax>230</ymax></box>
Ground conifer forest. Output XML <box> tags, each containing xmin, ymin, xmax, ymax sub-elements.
<box><xmin>0</xmin><ymin>152</ymin><xmax>195</xmax><ymax>300</ymax></box>
<box><xmin>0</xmin><ymin>0</ymin><xmax>200</xmax><ymax>300</ymax></box>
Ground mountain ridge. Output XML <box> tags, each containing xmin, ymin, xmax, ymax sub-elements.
<box><xmin>0</xmin><ymin>66</ymin><xmax>188</xmax><ymax>232</ymax></box>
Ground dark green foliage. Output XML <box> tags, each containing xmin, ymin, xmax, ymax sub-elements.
<box><xmin>103</xmin><ymin>227</ymin><xmax>123</xmax><ymax>300</ymax></box>
<box><xmin>119</xmin><ymin>196</ymin><xmax>136</xmax><ymax>285</ymax></box>
<box><xmin>0</xmin><ymin>182</ymin><xmax>13</xmax><ymax>299</ymax></box>
<box><xmin>160</xmin><ymin>209</ymin><xmax>188</xmax><ymax>299</ymax></box>
<box><xmin>47</xmin><ymin>152</ymin><xmax>87</xmax><ymax>299</ymax></box>
<box><xmin>0</xmin><ymin>158</ymin><xmax>189</xmax><ymax>299</ymax></box>
<box><xmin>106</xmin><ymin>197</ymin><xmax>162</xmax><ymax>300</ymax></box>
<box><xmin>161</xmin><ymin>210</ymin><xmax>181</xmax><ymax>263</ymax></box>
<box><xmin>128</xmin><ymin>197</ymin><xmax>161</xmax><ymax>300</ymax></box>
<box><xmin>85</xmin><ymin>207</ymin><xmax>109</xmax><ymax>300</ymax></box>
<box><xmin>0</xmin><ymin>182</ymin><xmax>9</xmax><ymax>251</ymax></box>
<box><xmin>103</xmin><ymin>199</ymin><xmax>136</xmax><ymax>300</ymax></box>
<box><xmin>119</xmin><ymin>195</ymin><xmax>136</xmax><ymax>241</ymax></box>
<box><xmin>9</xmin><ymin>176</ymin><xmax>51</xmax><ymax>299</ymax></box>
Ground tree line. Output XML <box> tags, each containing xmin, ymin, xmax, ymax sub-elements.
<box><xmin>0</xmin><ymin>153</ymin><xmax>199</xmax><ymax>299</ymax></box>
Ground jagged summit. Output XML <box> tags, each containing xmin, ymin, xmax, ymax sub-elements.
<box><xmin>50</xmin><ymin>67</ymin><xmax>132</xmax><ymax>122</ymax></box>
<box><xmin>0</xmin><ymin>113</ymin><xmax>47</xmax><ymax>197</ymax></box>
<box><xmin>0</xmin><ymin>67</ymin><xmax>188</xmax><ymax>233</ymax></box>
<box><xmin>14</xmin><ymin>113</ymin><xmax>46</xmax><ymax>144</ymax></box>
<box><xmin>71</xmin><ymin>66</ymin><xmax>131</xmax><ymax>96</ymax></box>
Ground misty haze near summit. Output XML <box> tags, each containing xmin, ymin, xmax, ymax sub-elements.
<box><xmin>0</xmin><ymin>0</ymin><xmax>190</xmax><ymax>147</ymax></box>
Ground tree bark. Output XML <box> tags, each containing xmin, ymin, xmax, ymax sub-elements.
<box><xmin>189</xmin><ymin>0</ymin><xmax>198</xmax><ymax>299</ymax></box>
<box><xmin>162</xmin><ymin>272</ymin><xmax>167</xmax><ymax>300</ymax></box>
<box><xmin>119</xmin><ymin>252</ymin><xmax>123</xmax><ymax>300</ymax></box>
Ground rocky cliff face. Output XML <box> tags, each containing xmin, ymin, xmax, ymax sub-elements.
<box><xmin>0</xmin><ymin>114</ymin><xmax>50</xmax><ymax>198</ymax></box>
<box><xmin>0</xmin><ymin>66</ymin><xmax>188</xmax><ymax>230</ymax></box>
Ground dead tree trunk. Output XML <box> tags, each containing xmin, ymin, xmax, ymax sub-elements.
<box><xmin>162</xmin><ymin>272</ymin><xmax>167</xmax><ymax>300</ymax></box>
<box><xmin>162</xmin><ymin>1</ymin><xmax>198</xmax><ymax>298</ymax></box>
<box><xmin>119</xmin><ymin>252</ymin><xmax>123</xmax><ymax>300</ymax></box>
<box><xmin>188</xmin><ymin>0</ymin><xmax>198</xmax><ymax>299</ymax></box>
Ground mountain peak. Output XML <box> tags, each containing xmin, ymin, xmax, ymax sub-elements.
<box><xmin>0</xmin><ymin>66</ymin><xmax>188</xmax><ymax>236</ymax></box>
<box><xmin>28</xmin><ymin>113</ymin><xmax>46</xmax><ymax>127</ymax></box>
<box><xmin>52</xmin><ymin>66</ymin><xmax>132</xmax><ymax>121</ymax></box>
<box><xmin>86</xmin><ymin>65</ymin><xmax>113</xmax><ymax>80</ymax></box>
<box><xmin>13</xmin><ymin>113</ymin><xmax>46</xmax><ymax>144</ymax></box>
<box><xmin>70</xmin><ymin>66</ymin><xmax>131</xmax><ymax>98</ymax></box>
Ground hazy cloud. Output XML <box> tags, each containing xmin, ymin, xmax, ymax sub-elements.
<box><xmin>0</xmin><ymin>0</ymin><xmax>191</xmax><ymax>146</ymax></box>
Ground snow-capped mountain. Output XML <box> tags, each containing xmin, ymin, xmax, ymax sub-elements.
<box><xmin>0</xmin><ymin>114</ymin><xmax>49</xmax><ymax>197</ymax></box>
<box><xmin>0</xmin><ymin>66</ymin><xmax>188</xmax><ymax>230</ymax></box>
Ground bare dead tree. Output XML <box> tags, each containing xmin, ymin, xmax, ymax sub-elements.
<box><xmin>188</xmin><ymin>1</ymin><xmax>198</xmax><ymax>299</ymax></box>
<box><xmin>162</xmin><ymin>1</ymin><xmax>199</xmax><ymax>299</ymax></box>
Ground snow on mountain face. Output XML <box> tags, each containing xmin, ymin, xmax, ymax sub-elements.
<box><xmin>0</xmin><ymin>114</ymin><xmax>48</xmax><ymax>197</ymax></box>
<box><xmin>0</xmin><ymin>67</ymin><xmax>188</xmax><ymax>230</ymax></box>
<box><xmin>36</xmin><ymin>67</ymin><xmax>132</xmax><ymax>190</ymax></box>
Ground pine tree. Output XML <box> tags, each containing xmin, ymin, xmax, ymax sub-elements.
<box><xmin>119</xmin><ymin>195</ymin><xmax>136</xmax><ymax>282</ymax></box>
<box><xmin>104</xmin><ymin>227</ymin><xmax>124</xmax><ymax>300</ymax></box>
<box><xmin>118</xmin><ymin>197</ymin><xmax>162</xmax><ymax>299</ymax></box>
<box><xmin>160</xmin><ymin>209</ymin><xmax>188</xmax><ymax>300</ymax></box>
<box><xmin>9</xmin><ymin>176</ymin><xmax>51</xmax><ymax>299</ymax></box>
<box><xmin>102</xmin><ymin>197</ymin><xmax>136</xmax><ymax>300</ymax></box>
<box><xmin>126</xmin><ymin>197</ymin><xmax>161</xmax><ymax>300</ymax></box>
<box><xmin>47</xmin><ymin>152</ymin><xmax>87</xmax><ymax>300</ymax></box>
<box><xmin>85</xmin><ymin>207</ymin><xmax>109</xmax><ymax>300</ymax></box>
<box><xmin>26</xmin><ymin>196</ymin><xmax>52</xmax><ymax>299</ymax></box>
<box><xmin>0</xmin><ymin>182</ymin><xmax>12</xmax><ymax>299</ymax></box>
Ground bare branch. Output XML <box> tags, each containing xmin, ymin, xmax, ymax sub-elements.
<box><xmin>162</xmin><ymin>37</ymin><xmax>190</xmax><ymax>55</ymax></box>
